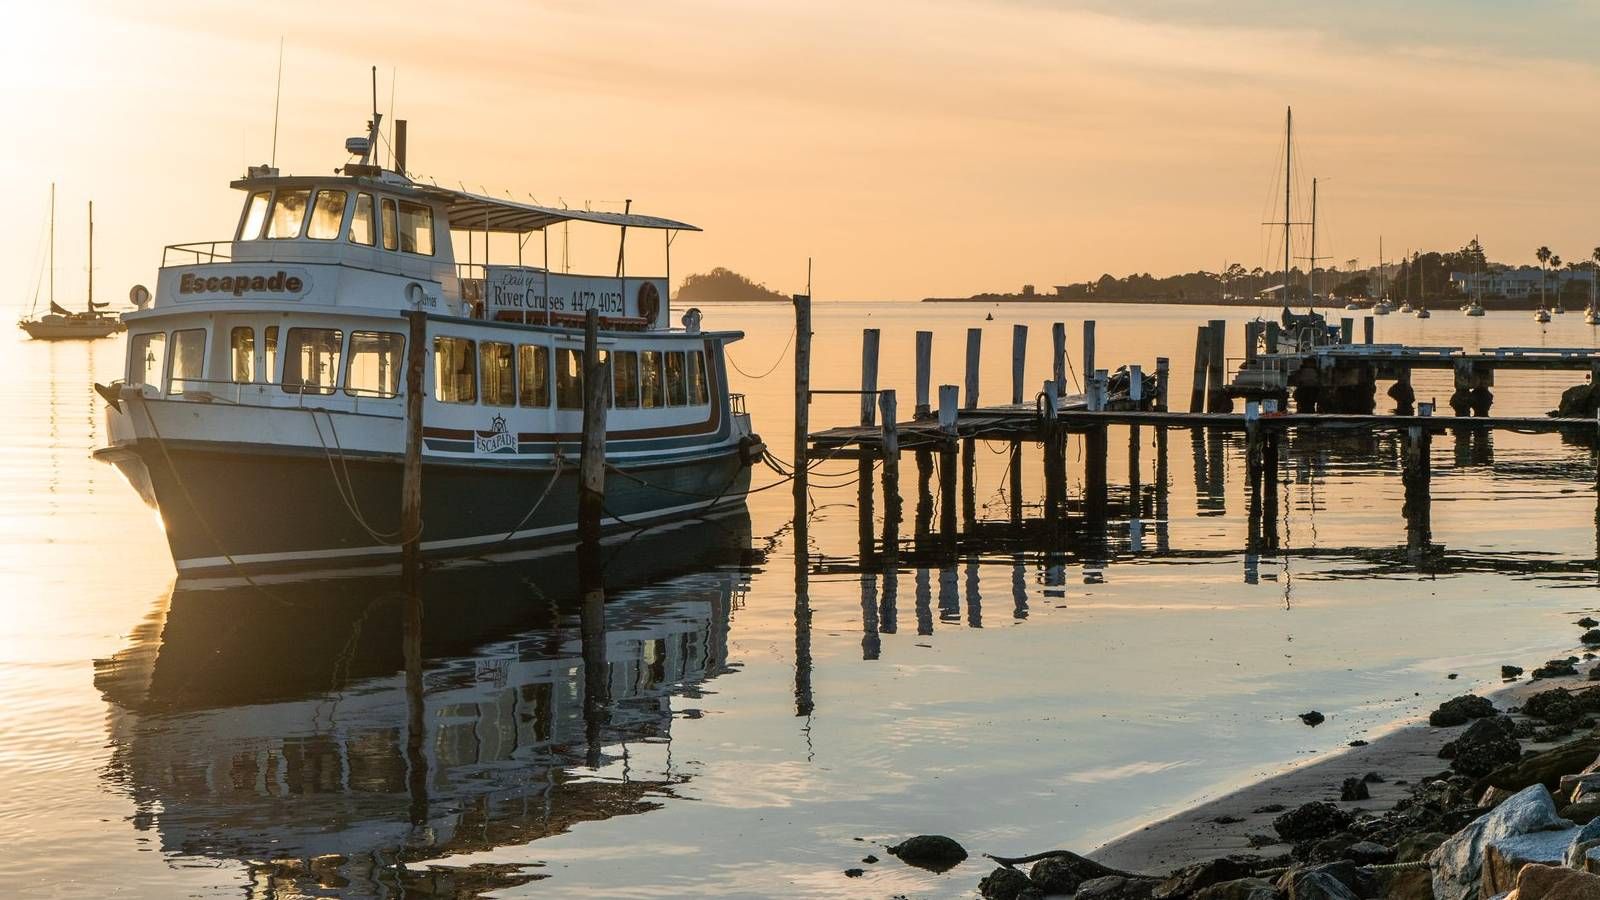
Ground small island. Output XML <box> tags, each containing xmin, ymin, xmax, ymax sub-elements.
<box><xmin>674</xmin><ymin>267</ymin><xmax>791</xmax><ymax>303</ymax></box>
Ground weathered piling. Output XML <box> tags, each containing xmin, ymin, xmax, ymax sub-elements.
<box><xmin>1155</xmin><ymin>356</ymin><xmax>1170</xmax><ymax>411</ymax></box>
<box><xmin>938</xmin><ymin>385</ymin><xmax>959</xmax><ymax>539</ymax></box>
<box><xmin>1205</xmin><ymin>319</ymin><xmax>1228</xmax><ymax>413</ymax></box>
<box><xmin>1190</xmin><ymin>325</ymin><xmax>1212</xmax><ymax>413</ymax></box>
<box><xmin>879</xmin><ymin>389</ymin><xmax>900</xmax><ymax>529</ymax></box>
<box><xmin>915</xmin><ymin>448</ymin><xmax>934</xmax><ymax>538</ymax></box>
<box><xmin>1402</xmin><ymin>404</ymin><xmax>1434</xmax><ymax>558</ymax></box>
<box><xmin>1083</xmin><ymin>320</ymin><xmax>1097</xmax><ymax>387</ymax></box>
<box><xmin>1264</xmin><ymin>320</ymin><xmax>1280</xmax><ymax>353</ymax></box>
<box><xmin>578</xmin><ymin>308</ymin><xmax>608</xmax><ymax>570</ymax></box>
<box><xmin>1363</xmin><ymin>316</ymin><xmax>1375</xmax><ymax>345</ymax></box>
<box><xmin>859</xmin><ymin>328</ymin><xmax>880</xmax><ymax>559</ymax></box>
<box><xmin>914</xmin><ymin>330</ymin><xmax>932</xmax><ymax>418</ymax></box>
<box><xmin>1244</xmin><ymin>321</ymin><xmax>1260</xmax><ymax>364</ymax></box>
<box><xmin>400</xmin><ymin>309</ymin><xmax>427</xmax><ymax>592</ymax></box>
<box><xmin>1085</xmin><ymin>424</ymin><xmax>1108</xmax><ymax>524</ymax></box>
<box><xmin>793</xmin><ymin>294</ymin><xmax>812</xmax><ymax>526</ymax></box>
<box><xmin>1011</xmin><ymin>324</ymin><xmax>1028</xmax><ymax>405</ymax></box>
<box><xmin>1052</xmin><ymin>322</ymin><xmax>1067</xmax><ymax>398</ymax></box>
<box><xmin>1340</xmin><ymin>317</ymin><xmax>1354</xmax><ymax>344</ymax></box>
<box><xmin>1042</xmin><ymin>380</ymin><xmax>1065</xmax><ymax>523</ymax></box>
<box><xmin>965</xmin><ymin>328</ymin><xmax>982</xmax><ymax>410</ymax></box>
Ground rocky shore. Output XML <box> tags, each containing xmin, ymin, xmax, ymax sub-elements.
<box><xmin>867</xmin><ymin>619</ymin><xmax>1600</xmax><ymax>899</ymax></box>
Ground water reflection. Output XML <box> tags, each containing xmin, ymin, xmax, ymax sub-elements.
<box><xmin>94</xmin><ymin>514</ymin><xmax>753</xmax><ymax>899</ymax></box>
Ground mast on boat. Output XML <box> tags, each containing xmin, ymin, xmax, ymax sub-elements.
<box><xmin>87</xmin><ymin>200</ymin><xmax>93</xmax><ymax>313</ymax></box>
<box><xmin>48</xmin><ymin>184</ymin><xmax>54</xmax><ymax>312</ymax></box>
<box><xmin>1284</xmin><ymin>107</ymin><xmax>1292</xmax><ymax>310</ymax></box>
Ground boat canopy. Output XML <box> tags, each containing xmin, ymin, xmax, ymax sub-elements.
<box><xmin>411</xmin><ymin>184</ymin><xmax>701</xmax><ymax>235</ymax></box>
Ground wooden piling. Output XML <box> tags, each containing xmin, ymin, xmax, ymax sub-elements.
<box><xmin>1083</xmin><ymin>320</ymin><xmax>1097</xmax><ymax>383</ymax></box>
<box><xmin>1052</xmin><ymin>322</ymin><xmax>1067</xmax><ymax>397</ymax></box>
<box><xmin>914</xmin><ymin>330</ymin><xmax>932</xmax><ymax>418</ymax></box>
<box><xmin>1129</xmin><ymin>364</ymin><xmax>1143</xmax><ymax>406</ymax></box>
<box><xmin>1205</xmin><ymin>319</ymin><xmax>1227</xmax><ymax>413</ymax></box>
<box><xmin>1190</xmin><ymin>324</ymin><xmax>1211</xmax><ymax>413</ymax></box>
<box><xmin>860</xmin><ymin>328</ymin><xmax>880</xmax><ymax>427</ymax></box>
<box><xmin>578</xmin><ymin>308</ymin><xmax>609</xmax><ymax>563</ymax></box>
<box><xmin>1340</xmin><ymin>317</ymin><xmax>1354</xmax><ymax>344</ymax></box>
<box><xmin>1011</xmin><ymin>324</ymin><xmax>1028</xmax><ymax>405</ymax></box>
<box><xmin>880</xmin><ymin>389</ymin><xmax>900</xmax><ymax>531</ymax></box>
<box><xmin>793</xmin><ymin>294</ymin><xmax>812</xmax><ymax>525</ymax></box>
<box><xmin>965</xmin><ymin>328</ymin><xmax>982</xmax><ymax>409</ymax></box>
<box><xmin>400</xmin><ymin>309</ymin><xmax>427</xmax><ymax>592</ymax></box>
<box><xmin>1155</xmin><ymin>356</ymin><xmax>1170</xmax><ymax>411</ymax></box>
<box><xmin>938</xmin><ymin>384</ymin><xmax>959</xmax><ymax>434</ymax></box>
<box><xmin>1265</xmin><ymin>320</ymin><xmax>1280</xmax><ymax>353</ymax></box>
<box><xmin>1244</xmin><ymin>321</ymin><xmax>1260</xmax><ymax>364</ymax></box>
<box><xmin>1364</xmin><ymin>316</ymin><xmax>1375</xmax><ymax>345</ymax></box>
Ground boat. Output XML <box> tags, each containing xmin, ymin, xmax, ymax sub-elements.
<box><xmin>1586</xmin><ymin>307</ymin><xmax>1598</xmax><ymax>326</ymax></box>
<box><xmin>1398</xmin><ymin>300</ymin><xmax>1414</xmax><ymax>314</ymax></box>
<box><xmin>1464</xmin><ymin>241</ymin><xmax>1486</xmax><ymax>317</ymax></box>
<box><xmin>1372</xmin><ymin>298</ymin><xmax>1392</xmax><ymax>315</ymax></box>
<box><xmin>1534</xmin><ymin>307</ymin><xmax>1551</xmax><ymax>323</ymax></box>
<box><xmin>1464</xmin><ymin>302</ymin><xmax>1485</xmax><ymax>317</ymax></box>
<box><xmin>1415</xmin><ymin>306</ymin><xmax>1430</xmax><ymax>319</ymax></box>
<box><xmin>17</xmin><ymin>187</ymin><xmax>125</xmax><ymax>340</ymax></box>
<box><xmin>1343</xmin><ymin>300</ymin><xmax>1362</xmax><ymax>311</ymax></box>
<box><xmin>93</xmin><ymin>106</ymin><xmax>763</xmax><ymax>577</ymax></box>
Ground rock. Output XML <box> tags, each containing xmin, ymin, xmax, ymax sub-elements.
<box><xmin>1483</xmin><ymin>738</ymin><xmax>1600</xmax><ymax>793</ymax></box>
<box><xmin>1397</xmin><ymin>831</ymin><xmax>1451</xmax><ymax>862</ymax></box>
<box><xmin>1480</xmin><ymin>786</ymin><xmax>1516</xmax><ymax>808</ymax></box>
<box><xmin>1077</xmin><ymin>875</ymin><xmax>1158</xmax><ymax>900</ymax></box>
<box><xmin>1273</xmin><ymin>802</ymin><xmax>1355</xmax><ymax>843</ymax></box>
<box><xmin>844</xmin><ymin>868</ymin><xmax>864</xmax><ymax>878</ymax></box>
<box><xmin>1340</xmin><ymin>778</ymin><xmax>1370</xmax><ymax>802</ymax></box>
<box><xmin>1508</xmin><ymin>863</ymin><xmax>1600</xmax><ymax>900</ymax></box>
<box><xmin>1566</xmin><ymin>817</ymin><xmax>1600</xmax><ymax>867</ymax></box>
<box><xmin>1431</xmin><ymin>695</ymin><xmax>1496</xmax><ymax>727</ymax></box>
<box><xmin>981</xmin><ymin>866</ymin><xmax>1034</xmax><ymax>900</ymax></box>
<box><xmin>1253</xmin><ymin>804</ymin><xmax>1288</xmax><ymax>814</ymax></box>
<box><xmin>1345</xmin><ymin>841</ymin><xmax>1392</xmax><ymax>865</ymax></box>
<box><xmin>1450</xmin><ymin>716</ymin><xmax>1523</xmax><ymax>778</ymax></box>
<box><xmin>1276</xmin><ymin>863</ymin><xmax>1367</xmax><ymax>900</ymax></box>
<box><xmin>1590</xmin><ymin>667</ymin><xmax>1600</xmax><ymax>682</ymax></box>
<box><xmin>1526</xmin><ymin>688</ymin><xmax>1582</xmax><ymax>723</ymax></box>
<box><xmin>862</xmin><ymin>855</ymin><xmax>879</xmax><ymax>864</ymax></box>
<box><xmin>1306</xmin><ymin>835</ymin><xmax>1358</xmax><ymax>864</ymax></box>
<box><xmin>1583</xmin><ymin>617</ymin><xmax>1600</xmax><ymax>628</ymax></box>
<box><xmin>1482</xmin><ymin>829</ymin><xmax>1575</xmax><ymax>896</ymax></box>
<box><xmin>1192</xmin><ymin>877</ymin><xmax>1278</xmax><ymax>900</ymax></box>
<box><xmin>1214</xmin><ymin>815</ymin><xmax>1244</xmax><ymax>825</ymax></box>
<box><xmin>1300</xmin><ymin>711</ymin><xmax>1325</xmax><ymax>727</ymax></box>
<box><xmin>1429</xmin><ymin>784</ymin><xmax>1573</xmax><ymax>900</ymax></box>
<box><xmin>1029</xmin><ymin>856</ymin><xmax>1082</xmax><ymax>895</ymax></box>
<box><xmin>1153</xmin><ymin>858</ymin><xmax>1253</xmax><ymax>900</ymax></box>
<box><xmin>1585</xmin><ymin>630</ymin><xmax>1600</xmax><ymax>646</ymax></box>
<box><xmin>1363</xmin><ymin>771</ymin><xmax>1385</xmax><ymax>784</ymax></box>
<box><xmin>1566</xmin><ymin>799</ymin><xmax>1600</xmax><ymax>825</ymax></box>
<box><xmin>887</xmin><ymin>834</ymin><xmax>968</xmax><ymax>871</ymax></box>
<box><xmin>1504</xmin><ymin>665</ymin><xmax>1525</xmax><ymax>679</ymax></box>
<box><xmin>1347</xmin><ymin>740</ymin><xmax>1368</xmax><ymax>747</ymax></box>
<box><xmin>1535</xmin><ymin>658</ymin><xmax>1580</xmax><ymax>679</ymax></box>
<box><xmin>1381</xmin><ymin>833</ymin><xmax>1448</xmax><ymax>900</ymax></box>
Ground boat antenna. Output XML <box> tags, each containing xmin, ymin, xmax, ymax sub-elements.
<box><xmin>270</xmin><ymin>38</ymin><xmax>284</xmax><ymax>169</ymax></box>
<box><xmin>387</xmin><ymin>68</ymin><xmax>397</xmax><ymax>169</ymax></box>
<box><xmin>1284</xmin><ymin>107</ymin><xmax>1292</xmax><ymax>310</ymax></box>
<box><xmin>48</xmin><ymin>183</ymin><xmax>54</xmax><ymax>308</ymax></box>
<box><xmin>87</xmin><ymin>200</ymin><xmax>93</xmax><ymax>312</ymax></box>
<box><xmin>361</xmin><ymin>66</ymin><xmax>382</xmax><ymax>166</ymax></box>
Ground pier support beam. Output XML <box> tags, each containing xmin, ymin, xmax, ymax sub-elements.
<box><xmin>1388</xmin><ymin>367</ymin><xmax>1416</xmax><ymax>415</ymax></box>
<box><xmin>1083</xmin><ymin>320</ymin><xmax>1097</xmax><ymax>387</ymax></box>
<box><xmin>914</xmin><ymin>330</ymin><xmax>932</xmax><ymax>419</ymax></box>
<box><xmin>1402</xmin><ymin>414</ymin><xmax>1434</xmax><ymax>563</ymax></box>
<box><xmin>1155</xmin><ymin>356</ymin><xmax>1170</xmax><ymax>411</ymax></box>
<box><xmin>1011</xmin><ymin>324</ymin><xmax>1028</xmax><ymax>406</ymax></box>
<box><xmin>1052</xmin><ymin>322</ymin><xmax>1067</xmax><ymax>399</ymax></box>
<box><xmin>579</xmin><ymin>308</ymin><xmax>609</xmax><ymax>578</ymax></box>
<box><xmin>1189</xmin><ymin>325</ymin><xmax>1211</xmax><ymax>413</ymax></box>
<box><xmin>793</xmin><ymin>294</ymin><xmax>812</xmax><ymax>529</ymax></box>
<box><xmin>400</xmin><ymin>309</ymin><xmax>427</xmax><ymax>594</ymax></box>
<box><xmin>879</xmin><ymin>390</ymin><xmax>900</xmax><ymax>540</ymax></box>
<box><xmin>1206</xmin><ymin>319</ymin><xmax>1230</xmax><ymax>413</ymax></box>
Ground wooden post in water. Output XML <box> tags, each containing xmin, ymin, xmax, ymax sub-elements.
<box><xmin>880</xmin><ymin>389</ymin><xmax>900</xmax><ymax>538</ymax></box>
<box><xmin>1264</xmin><ymin>321</ymin><xmax>1280</xmax><ymax>354</ymax></box>
<box><xmin>1052</xmin><ymin>322</ymin><xmax>1067</xmax><ymax>398</ymax></box>
<box><xmin>1205</xmin><ymin>318</ymin><xmax>1227</xmax><ymax>413</ymax></box>
<box><xmin>1129</xmin><ymin>364</ymin><xmax>1143</xmax><ymax>406</ymax></box>
<box><xmin>1189</xmin><ymin>324</ymin><xmax>1212</xmax><ymax>413</ymax></box>
<box><xmin>1042</xmin><ymin>380</ymin><xmax>1064</xmax><ymax>523</ymax></box>
<box><xmin>1340</xmin><ymin>317</ymin><xmax>1354</xmax><ymax>344</ymax></box>
<box><xmin>965</xmin><ymin>328</ymin><xmax>982</xmax><ymax>410</ymax></box>
<box><xmin>578</xmin><ymin>309</ymin><xmax>609</xmax><ymax>574</ymax></box>
<box><xmin>1011</xmin><ymin>324</ymin><xmax>1028</xmax><ymax>406</ymax></box>
<box><xmin>938</xmin><ymin>385</ymin><xmax>959</xmax><ymax>540</ymax></box>
<box><xmin>1244</xmin><ymin>321</ymin><xmax>1260</xmax><ymax>364</ymax></box>
<box><xmin>1083</xmin><ymin>320</ymin><xmax>1097</xmax><ymax>385</ymax></box>
<box><xmin>793</xmin><ymin>295</ymin><xmax>812</xmax><ymax>527</ymax></box>
<box><xmin>401</xmin><ymin>309</ymin><xmax>427</xmax><ymax>592</ymax></box>
<box><xmin>1364</xmin><ymin>316</ymin><xmax>1375</xmax><ymax>345</ymax></box>
<box><xmin>1155</xmin><ymin>356</ymin><xmax>1170</xmax><ymax>411</ymax></box>
<box><xmin>860</xmin><ymin>328</ymin><xmax>880</xmax><ymax>427</ymax></box>
<box><xmin>914</xmin><ymin>330</ymin><xmax>932</xmax><ymax>418</ymax></box>
<box><xmin>915</xmin><ymin>447</ymin><xmax>934</xmax><ymax>539</ymax></box>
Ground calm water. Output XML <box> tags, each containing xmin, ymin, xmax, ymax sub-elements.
<box><xmin>4</xmin><ymin>303</ymin><xmax>1600</xmax><ymax>898</ymax></box>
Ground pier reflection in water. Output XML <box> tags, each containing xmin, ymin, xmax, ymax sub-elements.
<box><xmin>94</xmin><ymin>514</ymin><xmax>754</xmax><ymax>898</ymax></box>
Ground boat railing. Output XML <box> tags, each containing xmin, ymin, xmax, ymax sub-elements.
<box><xmin>162</xmin><ymin>242</ymin><xmax>233</xmax><ymax>267</ymax></box>
<box><xmin>728</xmin><ymin>392</ymin><xmax>748</xmax><ymax>416</ymax></box>
<box><xmin>164</xmin><ymin>378</ymin><xmax>402</xmax><ymax>414</ymax></box>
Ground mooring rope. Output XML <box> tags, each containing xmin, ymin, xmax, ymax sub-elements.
<box><xmin>305</xmin><ymin>408</ymin><xmax>415</xmax><ymax>545</ymax></box>
<box><xmin>727</xmin><ymin>324</ymin><xmax>796</xmax><ymax>380</ymax></box>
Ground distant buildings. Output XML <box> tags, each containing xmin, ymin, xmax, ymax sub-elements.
<box><xmin>1450</xmin><ymin>266</ymin><xmax>1595</xmax><ymax>299</ymax></box>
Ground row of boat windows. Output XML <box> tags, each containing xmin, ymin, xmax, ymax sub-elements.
<box><xmin>127</xmin><ymin>326</ymin><xmax>711</xmax><ymax>409</ymax></box>
<box><xmin>237</xmin><ymin>188</ymin><xmax>435</xmax><ymax>256</ymax></box>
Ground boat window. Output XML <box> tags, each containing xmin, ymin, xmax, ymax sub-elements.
<box><xmin>238</xmin><ymin>191</ymin><xmax>271</xmax><ymax>241</ymax></box>
<box><xmin>267</xmin><ymin>189</ymin><xmax>312</xmax><ymax>239</ymax></box>
<box><xmin>281</xmin><ymin>327</ymin><xmax>343</xmax><ymax>395</ymax></box>
<box><xmin>518</xmin><ymin>345</ymin><xmax>550</xmax><ymax>407</ymax></box>
<box><xmin>306</xmin><ymin>189</ymin><xmax>349</xmax><ymax>240</ymax></box>
<box><xmin>481</xmin><ymin>341</ymin><xmax>515</xmax><ymax>407</ymax></box>
<box><xmin>230</xmin><ymin>327</ymin><xmax>255</xmax><ymax>383</ymax></box>
<box><xmin>397</xmin><ymin>201</ymin><xmax>434</xmax><ymax>255</ymax></box>
<box><xmin>346</xmin><ymin>331</ymin><xmax>404</xmax><ymax>397</ymax></box>
<box><xmin>264</xmin><ymin>326</ymin><xmax>278</xmax><ymax>382</ymax></box>
<box><xmin>556</xmin><ymin>348</ymin><xmax>584</xmax><ymax>409</ymax></box>
<box><xmin>128</xmin><ymin>333</ymin><xmax>166</xmax><ymax>388</ymax></box>
<box><xmin>612</xmin><ymin>350</ymin><xmax>640</xmax><ymax>409</ymax></box>
<box><xmin>689</xmin><ymin>350</ymin><xmax>710</xmax><ymax>405</ymax></box>
<box><xmin>434</xmin><ymin>336</ymin><xmax>477</xmax><ymax>403</ymax></box>
<box><xmin>641</xmin><ymin>350</ymin><xmax>665</xmax><ymax>409</ymax></box>
<box><xmin>349</xmin><ymin>193</ymin><xmax>376</xmax><ymax>246</ymax></box>
<box><xmin>665</xmin><ymin>351</ymin><xmax>688</xmax><ymax>406</ymax></box>
<box><xmin>168</xmin><ymin>329</ymin><xmax>207</xmax><ymax>395</ymax></box>
<box><xmin>380</xmin><ymin>199</ymin><xmax>398</xmax><ymax>251</ymax></box>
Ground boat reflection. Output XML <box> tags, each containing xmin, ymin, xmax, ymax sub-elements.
<box><xmin>95</xmin><ymin>512</ymin><xmax>754</xmax><ymax>899</ymax></box>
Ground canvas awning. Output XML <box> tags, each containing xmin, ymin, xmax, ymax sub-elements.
<box><xmin>410</xmin><ymin>184</ymin><xmax>700</xmax><ymax>234</ymax></box>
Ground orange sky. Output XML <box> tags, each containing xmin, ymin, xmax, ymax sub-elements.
<box><xmin>2</xmin><ymin>1</ymin><xmax>1596</xmax><ymax>307</ymax></box>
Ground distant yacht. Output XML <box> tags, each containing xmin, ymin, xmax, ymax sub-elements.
<box><xmin>1372</xmin><ymin>298</ymin><xmax>1392</xmax><ymax>315</ymax></box>
<box><xmin>1343</xmin><ymin>299</ymin><xmax>1362</xmax><ymax>310</ymax></box>
<box><xmin>1585</xmin><ymin>306</ymin><xmax>1598</xmax><ymax>326</ymax></box>
<box><xmin>18</xmin><ymin>188</ymin><xmax>124</xmax><ymax>340</ymax></box>
<box><xmin>1398</xmin><ymin>299</ymin><xmax>1414</xmax><ymax>314</ymax></box>
<box><xmin>1415</xmin><ymin>305</ymin><xmax>1430</xmax><ymax>319</ymax></box>
<box><xmin>1534</xmin><ymin>307</ymin><xmax>1551</xmax><ymax>323</ymax></box>
<box><xmin>1464</xmin><ymin>300</ymin><xmax>1485</xmax><ymax>317</ymax></box>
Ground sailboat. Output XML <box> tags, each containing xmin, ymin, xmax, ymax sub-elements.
<box><xmin>1585</xmin><ymin>265</ymin><xmax>1598</xmax><ymax>325</ymax></box>
<box><xmin>18</xmin><ymin>189</ymin><xmax>124</xmax><ymax>340</ymax></box>
<box><xmin>1257</xmin><ymin>108</ymin><xmax>1340</xmax><ymax>354</ymax></box>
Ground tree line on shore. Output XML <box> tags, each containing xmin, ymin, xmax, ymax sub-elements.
<box><xmin>1055</xmin><ymin>239</ymin><xmax>1600</xmax><ymax>306</ymax></box>
<box><xmin>673</xmin><ymin>267</ymin><xmax>791</xmax><ymax>303</ymax></box>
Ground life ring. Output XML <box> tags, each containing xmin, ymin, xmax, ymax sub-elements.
<box><xmin>637</xmin><ymin>281</ymin><xmax>661</xmax><ymax>323</ymax></box>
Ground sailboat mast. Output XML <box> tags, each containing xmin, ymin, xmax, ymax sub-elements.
<box><xmin>1378</xmin><ymin>236</ymin><xmax>1384</xmax><ymax>299</ymax></box>
<box><xmin>1309</xmin><ymin>177</ymin><xmax>1317</xmax><ymax>308</ymax></box>
<box><xmin>87</xmin><ymin>201</ymin><xmax>93</xmax><ymax>310</ymax></box>
<box><xmin>1283</xmin><ymin>107</ymin><xmax>1292</xmax><ymax>309</ymax></box>
<box><xmin>49</xmin><ymin>183</ymin><xmax>55</xmax><ymax>307</ymax></box>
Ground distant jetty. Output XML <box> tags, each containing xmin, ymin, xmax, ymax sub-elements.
<box><xmin>675</xmin><ymin>267</ymin><xmax>791</xmax><ymax>303</ymax></box>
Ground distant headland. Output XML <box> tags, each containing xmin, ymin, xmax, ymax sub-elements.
<box><xmin>674</xmin><ymin>268</ymin><xmax>791</xmax><ymax>303</ymax></box>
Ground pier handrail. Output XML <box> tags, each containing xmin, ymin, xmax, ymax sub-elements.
<box><xmin>161</xmin><ymin>242</ymin><xmax>232</xmax><ymax>267</ymax></box>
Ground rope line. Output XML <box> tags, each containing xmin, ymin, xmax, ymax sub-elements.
<box><xmin>726</xmin><ymin>325</ymin><xmax>796</xmax><ymax>380</ymax></box>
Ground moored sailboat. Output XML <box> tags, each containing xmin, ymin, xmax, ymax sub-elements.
<box><xmin>18</xmin><ymin>187</ymin><xmax>124</xmax><ymax>340</ymax></box>
<box><xmin>94</xmin><ymin>110</ymin><xmax>763</xmax><ymax>576</ymax></box>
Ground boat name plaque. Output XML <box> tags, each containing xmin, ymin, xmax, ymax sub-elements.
<box><xmin>173</xmin><ymin>267</ymin><xmax>312</xmax><ymax>300</ymax></box>
<box><xmin>486</xmin><ymin>267</ymin><xmax>665</xmax><ymax>325</ymax></box>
